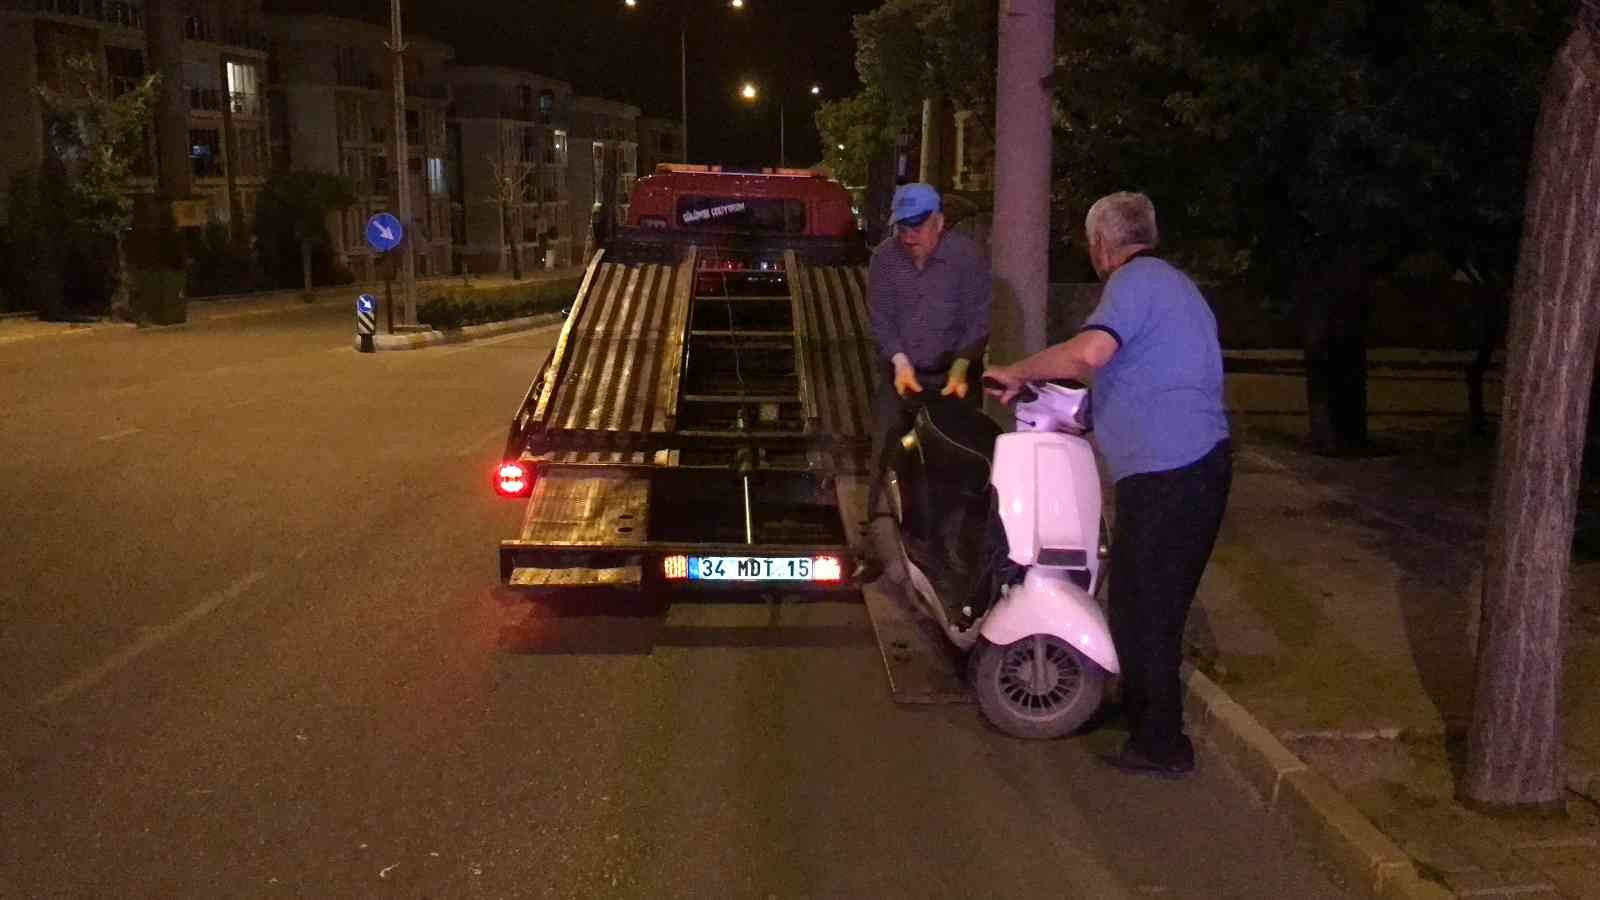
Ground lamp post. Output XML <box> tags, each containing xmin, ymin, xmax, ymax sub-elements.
<box><xmin>623</xmin><ymin>0</ymin><xmax>745</xmax><ymax>163</ymax></box>
<box><xmin>387</xmin><ymin>0</ymin><xmax>416</xmax><ymax>326</ymax></box>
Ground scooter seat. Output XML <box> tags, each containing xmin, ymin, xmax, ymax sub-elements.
<box><xmin>912</xmin><ymin>398</ymin><xmax>1001</xmax><ymax>493</ymax></box>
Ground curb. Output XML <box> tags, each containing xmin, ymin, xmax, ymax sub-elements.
<box><xmin>1183</xmin><ymin>664</ymin><xmax>1451</xmax><ymax>899</ymax></box>
<box><xmin>351</xmin><ymin>311</ymin><xmax>564</xmax><ymax>352</ymax></box>
<box><xmin>1570</xmin><ymin>768</ymin><xmax>1600</xmax><ymax>804</ymax></box>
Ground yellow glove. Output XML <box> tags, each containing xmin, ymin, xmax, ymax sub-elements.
<box><xmin>941</xmin><ymin>358</ymin><xmax>971</xmax><ymax>398</ymax></box>
<box><xmin>892</xmin><ymin>355</ymin><xmax>923</xmax><ymax>397</ymax></box>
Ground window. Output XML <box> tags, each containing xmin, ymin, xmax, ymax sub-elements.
<box><xmin>516</xmin><ymin>84</ymin><xmax>533</xmax><ymax>113</ymax></box>
<box><xmin>105</xmin><ymin>45</ymin><xmax>144</xmax><ymax>96</ymax></box>
<box><xmin>226</xmin><ymin>61</ymin><xmax>260</xmax><ymax>117</ymax></box>
<box><xmin>183</xmin><ymin>12</ymin><xmax>212</xmax><ymax>41</ymax></box>
<box><xmin>189</xmin><ymin>128</ymin><xmax>222</xmax><ymax>177</ymax></box>
<box><xmin>337</xmin><ymin>95</ymin><xmax>363</xmax><ymax>144</ymax></box>
<box><xmin>105</xmin><ymin>1</ymin><xmax>142</xmax><ymax>27</ymax></box>
<box><xmin>235</xmin><ymin>127</ymin><xmax>261</xmax><ymax>176</ymax></box>
<box><xmin>371</xmin><ymin>153</ymin><xmax>389</xmax><ymax>194</ymax></box>
<box><xmin>184</xmin><ymin>59</ymin><xmax>220</xmax><ymax>112</ymax></box>
<box><xmin>520</xmin><ymin>127</ymin><xmax>537</xmax><ymax>165</ymax></box>
<box><xmin>426</xmin><ymin>157</ymin><xmax>445</xmax><ymax>196</ymax></box>
<box><xmin>545</xmin><ymin>129</ymin><xmax>567</xmax><ymax>167</ymax></box>
<box><xmin>537</xmin><ymin>88</ymin><xmax>554</xmax><ymax>115</ymax></box>
<box><xmin>340</xmin><ymin>148</ymin><xmax>366</xmax><ymax>188</ymax></box>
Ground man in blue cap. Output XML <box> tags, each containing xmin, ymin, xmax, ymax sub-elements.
<box><xmin>868</xmin><ymin>184</ymin><xmax>991</xmax><ymax>411</ymax></box>
<box><xmin>859</xmin><ymin>183</ymin><xmax>991</xmax><ymax>580</ymax></box>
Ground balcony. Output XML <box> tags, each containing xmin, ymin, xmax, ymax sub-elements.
<box><xmin>336</xmin><ymin>69</ymin><xmax>382</xmax><ymax>91</ymax></box>
<box><xmin>407</xmin><ymin>81</ymin><xmax>448</xmax><ymax>101</ymax></box>
<box><xmin>221</xmin><ymin>26</ymin><xmax>270</xmax><ymax>53</ymax></box>
<box><xmin>230</xmin><ymin>92</ymin><xmax>263</xmax><ymax>118</ymax></box>
<box><xmin>34</xmin><ymin>0</ymin><xmax>142</xmax><ymax>28</ymax></box>
<box><xmin>187</xmin><ymin>86</ymin><xmax>223</xmax><ymax>113</ymax></box>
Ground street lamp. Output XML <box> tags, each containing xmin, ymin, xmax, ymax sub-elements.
<box><xmin>623</xmin><ymin>0</ymin><xmax>745</xmax><ymax>162</ymax></box>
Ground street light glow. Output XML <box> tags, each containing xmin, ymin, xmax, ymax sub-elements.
<box><xmin>810</xmin><ymin>84</ymin><xmax>821</xmax><ymax>95</ymax></box>
<box><xmin>740</xmin><ymin>82</ymin><xmax>758</xmax><ymax>101</ymax></box>
<box><xmin>837</xmin><ymin>143</ymin><xmax>846</xmax><ymax>150</ymax></box>
<box><xmin>624</xmin><ymin>0</ymin><xmax>637</xmax><ymax>6</ymax></box>
<box><xmin>730</xmin><ymin>0</ymin><xmax>744</xmax><ymax>8</ymax></box>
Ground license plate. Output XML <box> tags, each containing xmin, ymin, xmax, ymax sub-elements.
<box><xmin>687</xmin><ymin>556</ymin><xmax>829</xmax><ymax>581</ymax></box>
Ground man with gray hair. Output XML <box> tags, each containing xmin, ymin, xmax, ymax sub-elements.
<box><xmin>985</xmin><ymin>191</ymin><xmax>1231</xmax><ymax>777</ymax></box>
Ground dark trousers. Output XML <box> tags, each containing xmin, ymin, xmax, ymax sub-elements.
<box><xmin>1108</xmin><ymin>439</ymin><xmax>1233</xmax><ymax>759</ymax></box>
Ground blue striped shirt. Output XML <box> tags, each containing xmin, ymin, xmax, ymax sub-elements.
<box><xmin>866</xmin><ymin>231</ymin><xmax>991</xmax><ymax>371</ymax></box>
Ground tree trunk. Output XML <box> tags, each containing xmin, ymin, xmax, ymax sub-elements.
<box><xmin>300</xmin><ymin>239</ymin><xmax>313</xmax><ymax>296</ymax></box>
<box><xmin>1461</xmin><ymin>15</ymin><xmax>1600</xmax><ymax>813</ymax></box>
<box><xmin>109</xmin><ymin>232</ymin><xmax>131</xmax><ymax>320</ymax></box>
<box><xmin>504</xmin><ymin>204</ymin><xmax>523</xmax><ymax>280</ymax></box>
<box><xmin>1300</xmin><ymin>258</ymin><xmax>1371</xmax><ymax>455</ymax></box>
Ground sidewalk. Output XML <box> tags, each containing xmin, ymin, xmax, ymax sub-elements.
<box><xmin>1189</xmin><ymin>416</ymin><xmax>1600</xmax><ymax>898</ymax></box>
<box><xmin>0</xmin><ymin>266</ymin><xmax>585</xmax><ymax>344</ymax></box>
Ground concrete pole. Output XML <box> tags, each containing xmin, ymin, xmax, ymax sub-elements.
<box><xmin>991</xmin><ymin>0</ymin><xmax>1055</xmax><ymax>363</ymax></box>
<box><xmin>918</xmin><ymin>96</ymin><xmax>947</xmax><ymax>190</ymax></box>
<box><xmin>389</xmin><ymin>0</ymin><xmax>418</xmax><ymax>324</ymax></box>
<box><xmin>681</xmin><ymin>23</ymin><xmax>689</xmax><ymax>162</ymax></box>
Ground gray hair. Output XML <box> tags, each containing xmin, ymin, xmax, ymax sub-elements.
<box><xmin>1085</xmin><ymin>192</ymin><xmax>1159</xmax><ymax>251</ymax></box>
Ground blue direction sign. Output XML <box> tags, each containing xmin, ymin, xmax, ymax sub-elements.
<box><xmin>365</xmin><ymin>213</ymin><xmax>404</xmax><ymax>253</ymax></box>
<box><xmin>356</xmin><ymin>294</ymin><xmax>377</xmax><ymax>335</ymax></box>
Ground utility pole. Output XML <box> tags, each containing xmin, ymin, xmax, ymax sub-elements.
<box><xmin>388</xmin><ymin>0</ymin><xmax>418</xmax><ymax>325</ymax></box>
<box><xmin>991</xmin><ymin>0</ymin><xmax>1055</xmax><ymax>365</ymax></box>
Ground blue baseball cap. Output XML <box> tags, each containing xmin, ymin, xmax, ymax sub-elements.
<box><xmin>889</xmin><ymin>183</ymin><xmax>941</xmax><ymax>227</ymax></box>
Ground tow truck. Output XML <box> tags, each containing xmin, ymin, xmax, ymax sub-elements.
<box><xmin>493</xmin><ymin>165</ymin><xmax>878</xmax><ymax>596</ymax></box>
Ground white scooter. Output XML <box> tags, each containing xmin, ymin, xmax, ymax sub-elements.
<box><xmin>875</xmin><ymin>379</ymin><xmax>1118</xmax><ymax>739</ymax></box>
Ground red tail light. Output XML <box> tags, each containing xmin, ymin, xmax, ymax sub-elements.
<box><xmin>813</xmin><ymin>556</ymin><xmax>843</xmax><ymax>582</ymax></box>
<box><xmin>495</xmin><ymin>462</ymin><xmax>534</xmax><ymax>498</ymax></box>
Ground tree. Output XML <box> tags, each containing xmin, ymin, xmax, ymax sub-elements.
<box><xmin>35</xmin><ymin>53</ymin><xmax>159</xmax><ymax>318</ymax></box>
<box><xmin>1048</xmin><ymin>0</ymin><xmax>1571</xmax><ymax>454</ymax></box>
<box><xmin>485</xmin><ymin>124</ymin><xmax>536</xmax><ymax>281</ymax></box>
<box><xmin>1461</xmin><ymin>0</ymin><xmax>1600</xmax><ymax>814</ymax></box>
<box><xmin>816</xmin><ymin>87</ymin><xmax>901</xmax><ymax>188</ymax></box>
<box><xmin>252</xmin><ymin>172</ymin><xmax>358</xmax><ymax>293</ymax></box>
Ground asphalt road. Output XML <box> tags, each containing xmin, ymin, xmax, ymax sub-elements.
<box><xmin>0</xmin><ymin>303</ymin><xmax>1355</xmax><ymax>899</ymax></box>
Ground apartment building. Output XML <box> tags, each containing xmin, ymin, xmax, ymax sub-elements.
<box><xmin>635</xmin><ymin>116</ymin><xmax>684</xmax><ymax>177</ymax></box>
<box><xmin>446</xmin><ymin>66</ymin><xmax>573</xmax><ymax>273</ymax></box>
<box><xmin>266</xmin><ymin>14</ymin><xmax>453</xmax><ymax>280</ymax></box>
<box><xmin>0</xmin><ymin>0</ymin><xmax>272</xmax><ymax>228</ymax></box>
<box><xmin>568</xmin><ymin>95</ymin><xmax>637</xmax><ymax>261</ymax></box>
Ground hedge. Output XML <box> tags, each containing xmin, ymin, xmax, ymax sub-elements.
<box><xmin>417</xmin><ymin>277</ymin><xmax>583</xmax><ymax>331</ymax></box>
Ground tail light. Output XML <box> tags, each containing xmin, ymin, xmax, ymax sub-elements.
<box><xmin>494</xmin><ymin>462</ymin><xmax>534</xmax><ymax>498</ymax></box>
<box><xmin>663</xmin><ymin>555</ymin><xmax>689</xmax><ymax>580</ymax></box>
<box><xmin>813</xmin><ymin>556</ymin><xmax>843</xmax><ymax>581</ymax></box>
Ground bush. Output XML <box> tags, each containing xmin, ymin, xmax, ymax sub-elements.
<box><xmin>418</xmin><ymin>277</ymin><xmax>581</xmax><ymax>331</ymax></box>
<box><xmin>131</xmin><ymin>268</ymin><xmax>187</xmax><ymax>326</ymax></box>
<box><xmin>186</xmin><ymin>224</ymin><xmax>259</xmax><ymax>298</ymax></box>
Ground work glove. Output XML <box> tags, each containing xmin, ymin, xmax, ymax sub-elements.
<box><xmin>941</xmin><ymin>358</ymin><xmax>970</xmax><ymax>399</ymax></box>
<box><xmin>892</xmin><ymin>354</ymin><xmax>922</xmax><ymax>397</ymax></box>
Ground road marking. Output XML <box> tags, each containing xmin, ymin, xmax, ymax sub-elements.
<box><xmin>33</xmin><ymin>570</ymin><xmax>268</xmax><ymax>710</ymax></box>
<box><xmin>96</xmin><ymin>427</ymin><xmax>143</xmax><ymax>443</ymax></box>
<box><xmin>458</xmin><ymin>427</ymin><xmax>504</xmax><ymax>458</ymax></box>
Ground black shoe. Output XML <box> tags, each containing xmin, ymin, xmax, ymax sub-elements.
<box><xmin>1099</xmin><ymin>740</ymin><xmax>1195</xmax><ymax>778</ymax></box>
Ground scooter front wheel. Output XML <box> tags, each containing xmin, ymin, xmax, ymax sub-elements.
<box><xmin>972</xmin><ymin>634</ymin><xmax>1105</xmax><ymax>739</ymax></box>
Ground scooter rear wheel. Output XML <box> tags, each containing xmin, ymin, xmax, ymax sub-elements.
<box><xmin>973</xmin><ymin>634</ymin><xmax>1105</xmax><ymax>739</ymax></box>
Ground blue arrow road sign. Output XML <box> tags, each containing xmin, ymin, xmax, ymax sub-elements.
<box><xmin>365</xmin><ymin>213</ymin><xmax>404</xmax><ymax>253</ymax></box>
<box><xmin>356</xmin><ymin>294</ymin><xmax>377</xmax><ymax>335</ymax></box>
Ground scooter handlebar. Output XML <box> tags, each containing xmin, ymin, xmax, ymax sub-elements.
<box><xmin>981</xmin><ymin>376</ymin><xmax>1037</xmax><ymax>405</ymax></box>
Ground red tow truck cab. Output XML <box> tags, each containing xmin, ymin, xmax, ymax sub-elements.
<box><xmin>624</xmin><ymin>164</ymin><xmax>860</xmax><ymax>242</ymax></box>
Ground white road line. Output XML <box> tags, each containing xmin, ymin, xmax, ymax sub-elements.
<box><xmin>96</xmin><ymin>427</ymin><xmax>143</xmax><ymax>443</ymax></box>
<box><xmin>458</xmin><ymin>428</ymin><xmax>505</xmax><ymax>458</ymax></box>
<box><xmin>33</xmin><ymin>570</ymin><xmax>268</xmax><ymax>710</ymax></box>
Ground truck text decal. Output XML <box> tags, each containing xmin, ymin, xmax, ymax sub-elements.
<box><xmin>681</xmin><ymin>202</ymin><xmax>748</xmax><ymax>224</ymax></box>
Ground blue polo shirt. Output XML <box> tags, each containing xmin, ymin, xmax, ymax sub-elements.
<box><xmin>1082</xmin><ymin>256</ymin><xmax>1229</xmax><ymax>482</ymax></box>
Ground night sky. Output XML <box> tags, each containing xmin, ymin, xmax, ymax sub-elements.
<box><xmin>266</xmin><ymin>0</ymin><xmax>879</xmax><ymax>168</ymax></box>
